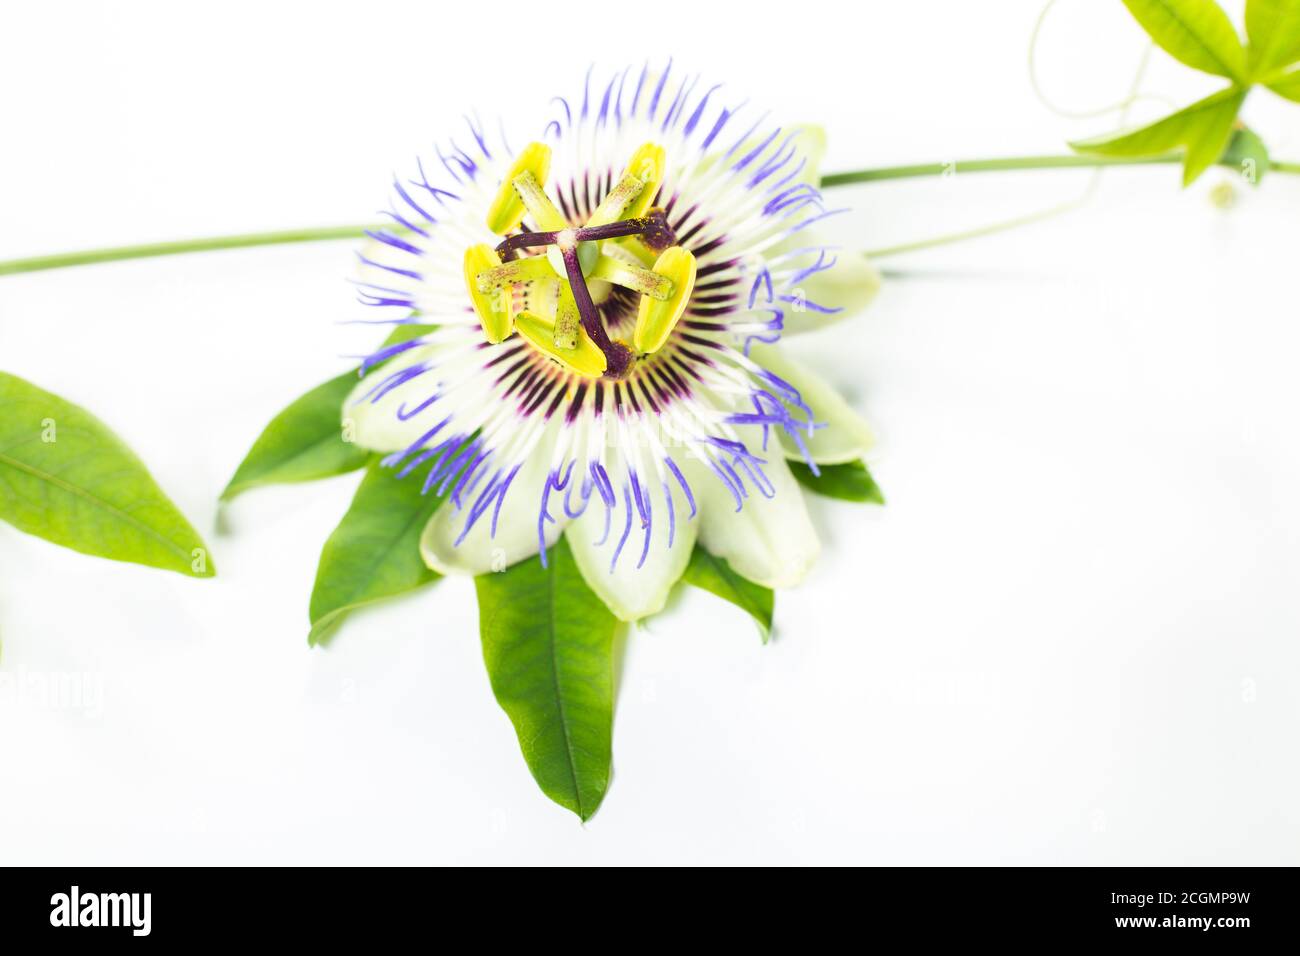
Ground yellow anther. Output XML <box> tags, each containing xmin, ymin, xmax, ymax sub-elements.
<box><xmin>485</xmin><ymin>142</ymin><xmax>553</xmax><ymax>234</ymax></box>
<box><xmin>474</xmin><ymin>256</ymin><xmax>553</xmax><ymax>292</ymax></box>
<box><xmin>511</xmin><ymin>171</ymin><xmax>569</xmax><ymax>232</ymax></box>
<box><xmin>464</xmin><ymin>244</ymin><xmax>514</xmax><ymax>344</ymax></box>
<box><xmin>587</xmin><ymin>172</ymin><xmax>652</xmax><ymax>227</ymax></box>
<box><xmin>586</xmin><ymin>142</ymin><xmax>667</xmax><ymax>227</ymax></box>
<box><xmin>611</xmin><ymin>236</ymin><xmax>659</xmax><ymax>269</ymax></box>
<box><xmin>554</xmin><ymin>284</ymin><xmax>581</xmax><ymax>350</ymax></box>
<box><xmin>514</xmin><ymin>310</ymin><xmax>607</xmax><ymax>378</ymax></box>
<box><xmin>633</xmin><ymin>246</ymin><xmax>696</xmax><ymax>355</ymax></box>
<box><xmin>590</xmin><ymin>254</ymin><xmax>672</xmax><ymax>299</ymax></box>
<box><xmin>620</xmin><ymin>142</ymin><xmax>666</xmax><ymax>220</ymax></box>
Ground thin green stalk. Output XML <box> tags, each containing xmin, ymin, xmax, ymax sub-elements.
<box><xmin>0</xmin><ymin>224</ymin><xmax>374</xmax><ymax>276</ymax></box>
<box><xmin>818</xmin><ymin>153</ymin><xmax>1288</xmax><ymax>187</ymax></box>
<box><xmin>1</xmin><ymin>154</ymin><xmax>1297</xmax><ymax>278</ymax></box>
<box><xmin>862</xmin><ymin>197</ymin><xmax>1087</xmax><ymax>260</ymax></box>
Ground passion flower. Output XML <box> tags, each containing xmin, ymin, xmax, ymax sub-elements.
<box><xmin>346</xmin><ymin>63</ymin><xmax>881</xmax><ymax>622</ymax></box>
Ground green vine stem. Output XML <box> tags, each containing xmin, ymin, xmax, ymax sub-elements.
<box><xmin>0</xmin><ymin>225</ymin><xmax>374</xmax><ymax>277</ymax></box>
<box><xmin>819</xmin><ymin>153</ymin><xmax>1300</xmax><ymax>186</ymax></box>
<box><xmin>1</xmin><ymin>153</ymin><xmax>1296</xmax><ymax>277</ymax></box>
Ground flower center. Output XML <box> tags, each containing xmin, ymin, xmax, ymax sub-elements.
<box><xmin>464</xmin><ymin>141</ymin><xmax>698</xmax><ymax>380</ymax></box>
<box><xmin>544</xmin><ymin>232</ymin><xmax>597</xmax><ymax>282</ymax></box>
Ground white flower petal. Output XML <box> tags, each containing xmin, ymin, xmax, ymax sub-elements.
<box><xmin>419</xmin><ymin>447</ymin><xmax>565</xmax><ymax>575</ymax></box>
<box><xmin>343</xmin><ymin>332</ymin><xmax>501</xmax><ymax>455</ymax></box>
<box><xmin>787</xmin><ymin>124</ymin><xmax>827</xmax><ymax>185</ymax></box>
<box><xmin>691</xmin><ymin>455</ymin><xmax>820</xmax><ymax>589</ymax></box>
<box><xmin>749</xmin><ymin>344</ymin><xmax>875</xmax><ymax>465</ymax></box>
<box><xmin>566</xmin><ymin>476</ymin><xmax>698</xmax><ymax>622</ymax></box>
<box><xmin>342</xmin><ymin>345</ymin><xmax>442</xmax><ymax>453</ymax></box>
<box><xmin>354</xmin><ymin>234</ymin><xmax>415</xmax><ymax>286</ymax></box>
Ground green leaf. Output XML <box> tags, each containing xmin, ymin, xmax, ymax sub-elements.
<box><xmin>221</xmin><ymin>324</ymin><xmax>433</xmax><ymax>501</ymax></box>
<box><xmin>221</xmin><ymin>370</ymin><xmax>370</xmax><ymax>502</ymax></box>
<box><xmin>1122</xmin><ymin>0</ymin><xmax>1247</xmax><ymax>81</ymax></box>
<box><xmin>475</xmin><ymin>536</ymin><xmax>617</xmax><ymax>821</ymax></box>
<box><xmin>1266</xmin><ymin>66</ymin><xmax>1300</xmax><ymax>100</ymax></box>
<box><xmin>788</xmin><ymin>459</ymin><xmax>886</xmax><ymax>505</ymax></box>
<box><xmin>1246</xmin><ymin>0</ymin><xmax>1300</xmax><ymax>76</ymax></box>
<box><xmin>0</xmin><ymin>371</ymin><xmax>214</xmax><ymax>577</ymax></box>
<box><xmin>1070</xmin><ymin>87</ymin><xmax>1248</xmax><ymax>185</ymax></box>
<box><xmin>307</xmin><ymin>457</ymin><xmax>447</xmax><ymax>646</ymax></box>
<box><xmin>682</xmin><ymin>546</ymin><xmax>774</xmax><ymax>642</ymax></box>
<box><xmin>1220</xmin><ymin>126</ymin><xmax>1271</xmax><ymax>183</ymax></box>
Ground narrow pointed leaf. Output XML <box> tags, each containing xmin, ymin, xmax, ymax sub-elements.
<box><xmin>1246</xmin><ymin>0</ymin><xmax>1300</xmax><ymax>76</ymax></box>
<box><xmin>222</xmin><ymin>324</ymin><xmax>433</xmax><ymax>501</ymax></box>
<box><xmin>0</xmin><ymin>371</ymin><xmax>214</xmax><ymax>577</ymax></box>
<box><xmin>221</xmin><ymin>371</ymin><xmax>370</xmax><ymax>501</ymax></box>
<box><xmin>682</xmin><ymin>545</ymin><xmax>774</xmax><ymax>642</ymax></box>
<box><xmin>1266</xmin><ymin>67</ymin><xmax>1300</xmax><ymax>100</ymax></box>
<box><xmin>788</xmin><ymin>459</ymin><xmax>885</xmax><ymax>505</ymax></box>
<box><xmin>307</xmin><ymin>457</ymin><xmax>446</xmax><ymax>646</ymax></box>
<box><xmin>1122</xmin><ymin>0</ymin><xmax>1247</xmax><ymax>81</ymax></box>
<box><xmin>1070</xmin><ymin>88</ymin><xmax>1247</xmax><ymax>185</ymax></box>
<box><xmin>1180</xmin><ymin>92</ymin><xmax>1248</xmax><ymax>184</ymax></box>
<box><xmin>475</xmin><ymin>537</ymin><xmax>617</xmax><ymax>821</ymax></box>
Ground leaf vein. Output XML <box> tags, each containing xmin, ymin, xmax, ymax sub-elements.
<box><xmin>0</xmin><ymin>449</ymin><xmax>190</xmax><ymax>561</ymax></box>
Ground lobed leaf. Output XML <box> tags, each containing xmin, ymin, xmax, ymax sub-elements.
<box><xmin>1070</xmin><ymin>87</ymin><xmax>1247</xmax><ymax>185</ymax></box>
<box><xmin>1245</xmin><ymin>0</ymin><xmax>1300</xmax><ymax>77</ymax></box>
<box><xmin>0</xmin><ymin>371</ymin><xmax>214</xmax><ymax>577</ymax></box>
<box><xmin>1266</xmin><ymin>67</ymin><xmax>1300</xmax><ymax>100</ymax></box>
<box><xmin>1122</xmin><ymin>0</ymin><xmax>1247</xmax><ymax>81</ymax></box>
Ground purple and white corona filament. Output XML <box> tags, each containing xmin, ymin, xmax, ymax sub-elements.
<box><xmin>345</xmin><ymin>64</ymin><xmax>880</xmax><ymax>620</ymax></box>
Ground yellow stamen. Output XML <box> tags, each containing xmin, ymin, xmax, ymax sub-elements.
<box><xmin>485</xmin><ymin>142</ymin><xmax>553</xmax><ymax>234</ymax></box>
<box><xmin>610</xmin><ymin>236</ymin><xmax>659</xmax><ymax>269</ymax></box>
<box><xmin>590</xmin><ymin>254</ymin><xmax>672</xmax><ymax>299</ymax></box>
<box><xmin>633</xmin><ymin>246</ymin><xmax>696</xmax><ymax>355</ymax></box>
<box><xmin>514</xmin><ymin>310</ymin><xmax>607</xmax><ymax>378</ymax></box>
<box><xmin>586</xmin><ymin>141</ymin><xmax>667</xmax><ymax>227</ymax></box>
<box><xmin>553</xmin><ymin>287</ymin><xmax>579</xmax><ymax>356</ymax></box>
<box><xmin>474</xmin><ymin>256</ymin><xmax>553</xmax><ymax>292</ymax></box>
<box><xmin>619</xmin><ymin>142</ymin><xmax>666</xmax><ymax>221</ymax></box>
<box><xmin>511</xmin><ymin>170</ymin><xmax>569</xmax><ymax>232</ymax></box>
<box><xmin>586</xmin><ymin>173</ymin><xmax>650</xmax><ymax>228</ymax></box>
<box><xmin>554</xmin><ymin>283</ymin><xmax>580</xmax><ymax>350</ymax></box>
<box><xmin>464</xmin><ymin>244</ymin><xmax>514</xmax><ymax>344</ymax></box>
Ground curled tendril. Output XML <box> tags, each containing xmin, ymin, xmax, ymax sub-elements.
<box><xmin>1028</xmin><ymin>0</ymin><xmax>1166</xmax><ymax>121</ymax></box>
<box><xmin>866</xmin><ymin>4</ymin><xmax>1164</xmax><ymax>263</ymax></box>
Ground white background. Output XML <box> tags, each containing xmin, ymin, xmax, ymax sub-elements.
<box><xmin>2</xmin><ymin>0</ymin><xmax>1298</xmax><ymax>864</ymax></box>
